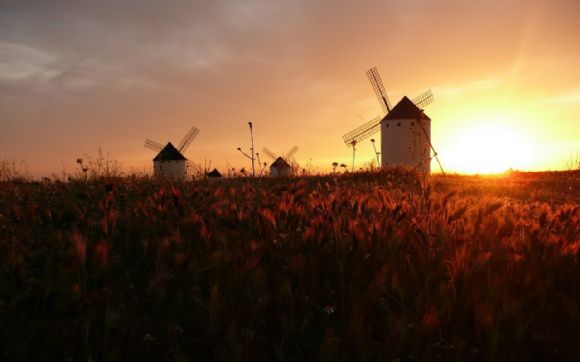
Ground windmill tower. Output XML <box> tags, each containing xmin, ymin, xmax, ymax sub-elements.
<box><xmin>343</xmin><ymin>67</ymin><xmax>444</xmax><ymax>174</ymax></box>
<box><xmin>262</xmin><ymin>146</ymin><xmax>299</xmax><ymax>177</ymax></box>
<box><xmin>144</xmin><ymin>126</ymin><xmax>202</xmax><ymax>179</ymax></box>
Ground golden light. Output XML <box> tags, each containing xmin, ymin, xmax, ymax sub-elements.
<box><xmin>443</xmin><ymin>116</ymin><xmax>534</xmax><ymax>174</ymax></box>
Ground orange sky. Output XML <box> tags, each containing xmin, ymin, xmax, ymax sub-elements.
<box><xmin>1</xmin><ymin>0</ymin><xmax>579</xmax><ymax>177</ymax></box>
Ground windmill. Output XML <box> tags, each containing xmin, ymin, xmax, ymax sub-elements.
<box><xmin>262</xmin><ymin>146</ymin><xmax>299</xmax><ymax>177</ymax></box>
<box><xmin>144</xmin><ymin>126</ymin><xmax>203</xmax><ymax>179</ymax></box>
<box><xmin>207</xmin><ymin>168</ymin><xmax>223</xmax><ymax>179</ymax></box>
<box><xmin>342</xmin><ymin>67</ymin><xmax>444</xmax><ymax>174</ymax></box>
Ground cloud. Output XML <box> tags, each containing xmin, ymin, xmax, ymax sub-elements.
<box><xmin>433</xmin><ymin>79</ymin><xmax>499</xmax><ymax>99</ymax></box>
<box><xmin>542</xmin><ymin>89</ymin><xmax>580</xmax><ymax>104</ymax></box>
<box><xmin>0</xmin><ymin>41</ymin><xmax>59</xmax><ymax>82</ymax></box>
<box><xmin>0</xmin><ymin>1</ymin><xmax>318</xmax><ymax>99</ymax></box>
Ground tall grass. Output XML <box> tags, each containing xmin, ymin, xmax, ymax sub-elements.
<box><xmin>0</xmin><ymin>169</ymin><xmax>578</xmax><ymax>361</ymax></box>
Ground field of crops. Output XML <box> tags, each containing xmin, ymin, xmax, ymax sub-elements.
<box><xmin>1</xmin><ymin>169</ymin><xmax>579</xmax><ymax>361</ymax></box>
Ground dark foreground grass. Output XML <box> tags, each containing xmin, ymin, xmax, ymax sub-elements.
<box><xmin>0</xmin><ymin>169</ymin><xmax>579</xmax><ymax>361</ymax></box>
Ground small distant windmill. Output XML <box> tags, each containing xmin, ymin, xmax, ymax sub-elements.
<box><xmin>262</xmin><ymin>146</ymin><xmax>299</xmax><ymax>177</ymax></box>
<box><xmin>144</xmin><ymin>126</ymin><xmax>202</xmax><ymax>179</ymax></box>
<box><xmin>343</xmin><ymin>67</ymin><xmax>444</xmax><ymax>174</ymax></box>
<box><xmin>207</xmin><ymin>168</ymin><xmax>223</xmax><ymax>179</ymax></box>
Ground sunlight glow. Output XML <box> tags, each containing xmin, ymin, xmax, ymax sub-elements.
<box><xmin>444</xmin><ymin>118</ymin><xmax>534</xmax><ymax>174</ymax></box>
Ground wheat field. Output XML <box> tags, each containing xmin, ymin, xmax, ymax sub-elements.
<box><xmin>0</xmin><ymin>169</ymin><xmax>578</xmax><ymax>361</ymax></box>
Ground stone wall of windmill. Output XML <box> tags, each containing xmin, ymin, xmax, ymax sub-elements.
<box><xmin>381</xmin><ymin>115</ymin><xmax>431</xmax><ymax>174</ymax></box>
<box><xmin>381</xmin><ymin>96</ymin><xmax>431</xmax><ymax>174</ymax></box>
<box><xmin>153</xmin><ymin>142</ymin><xmax>187</xmax><ymax>179</ymax></box>
<box><xmin>270</xmin><ymin>157</ymin><xmax>292</xmax><ymax>177</ymax></box>
<box><xmin>154</xmin><ymin>160</ymin><xmax>187</xmax><ymax>179</ymax></box>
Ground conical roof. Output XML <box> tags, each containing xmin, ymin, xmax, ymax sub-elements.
<box><xmin>383</xmin><ymin>96</ymin><xmax>431</xmax><ymax>121</ymax></box>
<box><xmin>153</xmin><ymin>142</ymin><xmax>187</xmax><ymax>161</ymax></box>
<box><xmin>207</xmin><ymin>168</ymin><xmax>223</xmax><ymax>177</ymax></box>
<box><xmin>270</xmin><ymin>157</ymin><xmax>291</xmax><ymax>169</ymax></box>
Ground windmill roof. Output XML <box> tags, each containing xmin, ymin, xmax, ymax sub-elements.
<box><xmin>153</xmin><ymin>142</ymin><xmax>187</xmax><ymax>161</ymax></box>
<box><xmin>207</xmin><ymin>168</ymin><xmax>223</xmax><ymax>177</ymax></box>
<box><xmin>383</xmin><ymin>96</ymin><xmax>431</xmax><ymax>121</ymax></box>
<box><xmin>270</xmin><ymin>157</ymin><xmax>291</xmax><ymax>169</ymax></box>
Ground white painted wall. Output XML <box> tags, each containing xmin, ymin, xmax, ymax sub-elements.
<box><xmin>381</xmin><ymin>118</ymin><xmax>431</xmax><ymax>174</ymax></box>
<box><xmin>153</xmin><ymin>160</ymin><xmax>187</xmax><ymax>180</ymax></box>
<box><xmin>270</xmin><ymin>166</ymin><xmax>292</xmax><ymax>177</ymax></box>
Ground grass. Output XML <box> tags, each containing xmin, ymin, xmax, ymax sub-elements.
<box><xmin>0</xmin><ymin>169</ymin><xmax>579</xmax><ymax>361</ymax></box>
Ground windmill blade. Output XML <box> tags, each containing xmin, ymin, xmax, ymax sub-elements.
<box><xmin>342</xmin><ymin>116</ymin><xmax>381</xmax><ymax>147</ymax></box>
<box><xmin>186</xmin><ymin>160</ymin><xmax>203</xmax><ymax>176</ymax></box>
<box><xmin>144</xmin><ymin>139</ymin><xmax>164</xmax><ymax>152</ymax></box>
<box><xmin>261</xmin><ymin>147</ymin><xmax>277</xmax><ymax>161</ymax></box>
<box><xmin>285</xmin><ymin>146</ymin><xmax>299</xmax><ymax>159</ymax></box>
<box><xmin>366</xmin><ymin>67</ymin><xmax>391</xmax><ymax>114</ymax></box>
<box><xmin>178</xmin><ymin>126</ymin><xmax>200</xmax><ymax>153</ymax></box>
<box><xmin>412</xmin><ymin>89</ymin><xmax>434</xmax><ymax>109</ymax></box>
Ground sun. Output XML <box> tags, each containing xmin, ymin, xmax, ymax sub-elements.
<box><xmin>443</xmin><ymin>119</ymin><xmax>534</xmax><ymax>174</ymax></box>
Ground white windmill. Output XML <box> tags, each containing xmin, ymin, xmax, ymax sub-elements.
<box><xmin>342</xmin><ymin>67</ymin><xmax>444</xmax><ymax>174</ymax></box>
<box><xmin>262</xmin><ymin>146</ymin><xmax>299</xmax><ymax>177</ymax></box>
<box><xmin>144</xmin><ymin>126</ymin><xmax>203</xmax><ymax>179</ymax></box>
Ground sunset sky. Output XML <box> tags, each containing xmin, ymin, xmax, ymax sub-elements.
<box><xmin>1</xmin><ymin>0</ymin><xmax>579</xmax><ymax>177</ymax></box>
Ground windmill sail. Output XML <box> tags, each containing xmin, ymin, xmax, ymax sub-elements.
<box><xmin>342</xmin><ymin>116</ymin><xmax>381</xmax><ymax>147</ymax></box>
<box><xmin>178</xmin><ymin>126</ymin><xmax>200</xmax><ymax>153</ymax></box>
<box><xmin>366</xmin><ymin>67</ymin><xmax>391</xmax><ymax>114</ymax></box>
<box><xmin>412</xmin><ymin>89</ymin><xmax>434</xmax><ymax>109</ymax></box>
<box><xmin>285</xmin><ymin>146</ymin><xmax>299</xmax><ymax>159</ymax></box>
<box><xmin>186</xmin><ymin>160</ymin><xmax>203</xmax><ymax>176</ymax></box>
<box><xmin>261</xmin><ymin>147</ymin><xmax>277</xmax><ymax>161</ymax></box>
<box><xmin>144</xmin><ymin>139</ymin><xmax>164</xmax><ymax>152</ymax></box>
